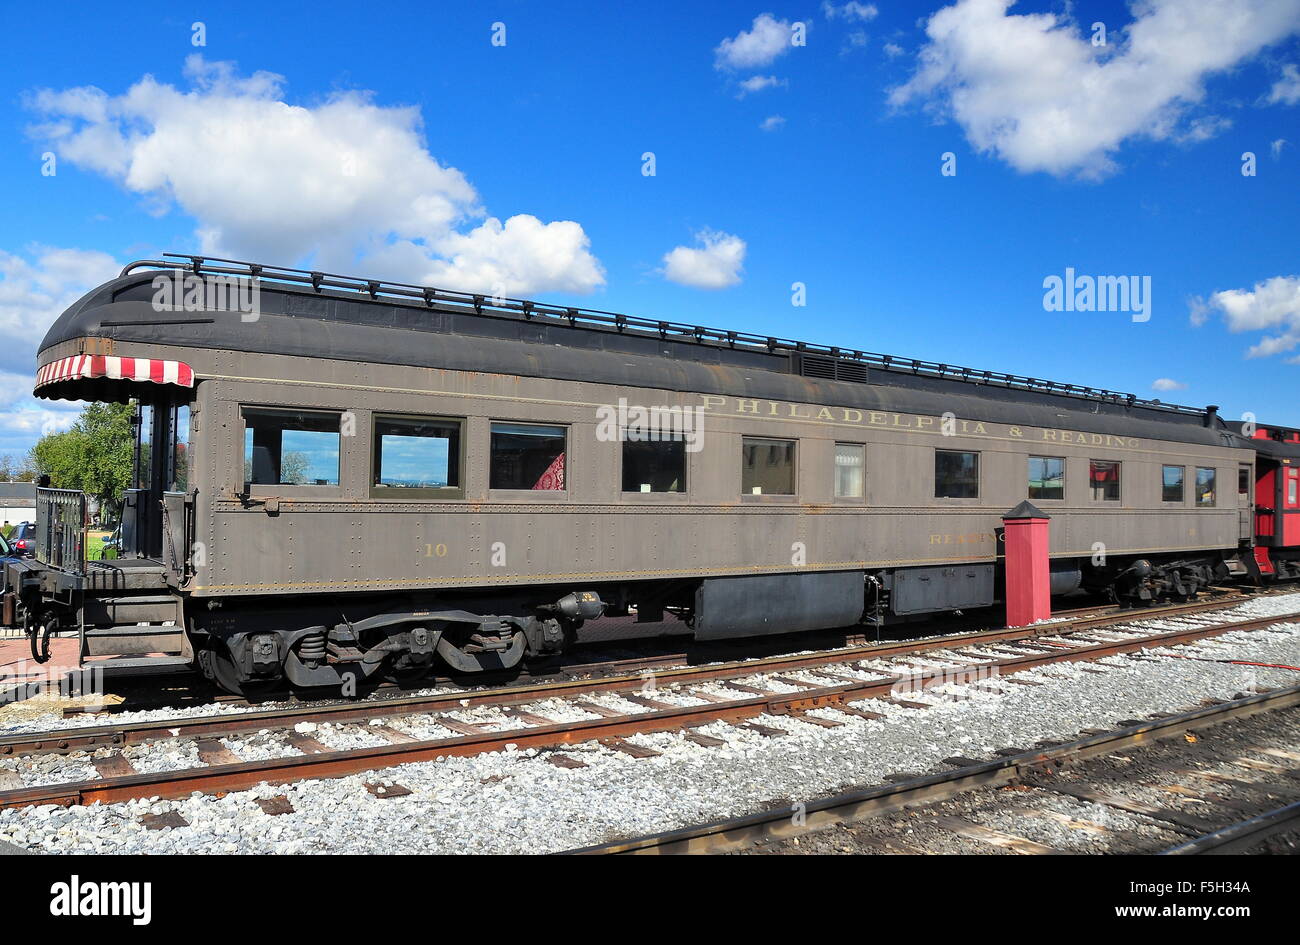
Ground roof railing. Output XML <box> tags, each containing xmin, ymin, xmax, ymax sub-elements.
<box><xmin>118</xmin><ymin>254</ymin><xmax>1210</xmax><ymax>419</ymax></box>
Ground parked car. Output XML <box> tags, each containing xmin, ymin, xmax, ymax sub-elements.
<box><xmin>9</xmin><ymin>521</ymin><xmax>35</xmax><ymax>557</ymax></box>
<box><xmin>0</xmin><ymin>532</ymin><xmax>16</xmax><ymax>593</ymax></box>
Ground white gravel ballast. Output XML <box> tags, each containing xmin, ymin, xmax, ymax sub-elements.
<box><xmin>0</xmin><ymin>604</ymin><xmax>1296</xmax><ymax>855</ymax></box>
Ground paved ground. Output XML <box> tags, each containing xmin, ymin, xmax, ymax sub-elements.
<box><xmin>0</xmin><ymin>635</ymin><xmax>80</xmax><ymax>686</ymax></box>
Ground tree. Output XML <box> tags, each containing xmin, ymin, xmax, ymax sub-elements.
<box><xmin>0</xmin><ymin>453</ymin><xmax>35</xmax><ymax>482</ymax></box>
<box><xmin>30</xmin><ymin>403</ymin><xmax>135</xmax><ymax>514</ymax></box>
<box><xmin>281</xmin><ymin>450</ymin><xmax>310</xmax><ymax>484</ymax></box>
<box><xmin>243</xmin><ymin>449</ymin><xmax>308</xmax><ymax>484</ymax></box>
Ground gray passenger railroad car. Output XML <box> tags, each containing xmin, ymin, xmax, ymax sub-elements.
<box><xmin>8</xmin><ymin>255</ymin><xmax>1297</xmax><ymax>694</ymax></box>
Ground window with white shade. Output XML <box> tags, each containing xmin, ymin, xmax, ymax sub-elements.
<box><xmin>834</xmin><ymin>443</ymin><xmax>865</xmax><ymax>498</ymax></box>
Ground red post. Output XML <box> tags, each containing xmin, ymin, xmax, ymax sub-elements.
<box><xmin>1003</xmin><ymin>501</ymin><xmax>1051</xmax><ymax>628</ymax></box>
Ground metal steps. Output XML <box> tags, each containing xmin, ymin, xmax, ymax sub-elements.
<box><xmin>83</xmin><ymin>592</ymin><xmax>181</xmax><ymax>626</ymax></box>
<box><xmin>82</xmin><ymin>623</ymin><xmax>186</xmax><ymax>657</ymax></box>
<box><xmin>83</xmin><ymin>656</ymin><xmax>193</xmax><ymax>677</ymax></box>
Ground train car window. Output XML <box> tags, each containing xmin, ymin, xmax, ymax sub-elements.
<box><xmin>134</xmin><ymin>403</ymin><xmax>153</xmax><ymax>491</ymax></box>
<box><xmin>1161</xmin><ymin>465</ymin><xmax>1185</xmax><ymax>502</ymax></box>
<box><xmin>742</xmin><ymin>437</ymin><xmax>796</xmax><ymax>495</ymax></box>
<box><xmin>1027</xmin><ymin>456</ymin><xmax>1065</xmax><ymax>500</ymax></box>
<box><xmin>622</xmin><ymin>437</ymin><xmax>686</xmax><ymax>493</ymax></box>
<box><xmin>1196</xmin><ymin>467</ymin><xmax>1216</xmax><ymax>507</ymax></box>
<box><xmin>372</xmin><ymin>416</ymin><xmax>462</xmax><ymax>496</ymax></box>
<box><xmin>834</xmin><ymin>443</ymin><xmax>865</xmax><ymax>498</ymax></box>
<box><xmin>934</xmin><ymin>450</ymin><xmax>979</xmax><ymax>499</ymax></box>
<box><xmin>171</xmin><ymin>404</ymin><xmax>190</xmax><ymax>492</ymax></box>
<box><xmin>242</xmin><ymin>408</ymin><xmax>341</xmax><ymax>486</ymax></box>
<box><xmin>490</xmin><ymin>423</ymin><xmax>566</xmax><ymax>490</ymax></box>
<box><xmin>1089</xmin><ymin>460</ymin><xmax>1120</xmax><ymax>501</ymax></box>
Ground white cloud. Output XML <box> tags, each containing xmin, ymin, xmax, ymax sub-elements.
<box><xmin>0</xmin><ymin>401</ymin><xmax>80</xmax><ymax>435</ymax></box>
<box><xmin>890</xmin><ymin>0</ymin><xmax>1300</xmax><ymax>178</ymax></box>
<box><xmin>843</xmin><ymin>31</ymin><xmax>870</xmax><ymax>53</ymax></box>
<box><xmin>822</xmin><ymin>2</ymin><xmax>878</xmax><ymax>22</ymax></box>
<box><xmin>736</xmin><ymin>75</ymin><xmax>787</xmax><ymax>98</ymax></box>
<box><xmin>1189</xmin><ymin>295</ymin><xmax>1212</xmax><ymax>326</ymax></box>
<box><xmin>716</xmin><ymin>14</ymin><xmax>799</xmax><ymax>70</ymax></box>
<box><xmin>0</xmin><ymin>395</ymin><xmax>83</xmax><ymax>460</ymax></box>
<box><xmin>884</xmin><ymin>42</ymin><xmax>905</xmax><ymax>58</ymax></box>
<box><xmin>0</xmin><ymin>247</ymin><xmax>119</xmax><ymax>455</ymax></box>
<box><xmin>0</xmin><ymin>247</ymin><xmax>120</xmax><ymax>355</ymax></box>
<box><xmin>27</xmin><ymin>56</ymin><xmax>605</xmax><ymax>297</ymax></box>
<box><xmin>1273</xmin><ymin>138</ymin><xmax>1288</xmax><ymax>158</ymax></box>
<box><xmin>371</xmin><ymin>216</ymin><xmax>605</xmax><ymax>297</ymax></box>
<box><xmin>1192</xmin><ymin>275</ymin><xmax>1300</xmax><ymax>358</ymax></box>
<box><xmin>1269</xmin><ymin>63</ymin><xmax>1300</xmax><ymax>103</ymax></box>
<box><xmin>1175</xmin><ymin>115</ymin><xmax>1233</xmax><ymax>144</ymax></box>
<box><xmin>759</xmin><ymin>115</ymin><xmax>787</xmax><ymax>132</ymax></box>
<box><xmin>660</xmin><ymin>230</ymin><xmax>747</xmax><ymax>290</ymax></box>
<box><xmin>1151</xmin><ymin>378</ymin><xmax>1188</xmax><ymax>391</ymax></box>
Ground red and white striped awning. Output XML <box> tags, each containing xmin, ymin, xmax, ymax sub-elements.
<box><xmin>35</xmin><ymin>354</ymin><xmax>195</xmax><ymax>390</ymax></box>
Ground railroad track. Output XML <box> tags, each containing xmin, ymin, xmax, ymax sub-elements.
<box><xmin>1160</xmin><ymin>800</ymin><xmax>1300</xmax><ymax>855</ymax></box>
<box><xmin>566</xmin><ymin>684</ymin><xmax>1300</xmax><ymax>854</ymax></box>
<box><xmin>0</xmin><ymin>596</ymin><xmax>1294</xmax><ymax>816</ymax></box>
<box><xmin>6</xmin><ymin>593</ymin><xmax>1259</xmax><ymax>756</ymax></box>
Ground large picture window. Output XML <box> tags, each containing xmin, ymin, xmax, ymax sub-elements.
<box><xmin>742</xmin><ymin>437</ymin><xmax>796</xmax><ymax>495</ymax></box>
<box><xmin>490</xmin><ymin>422</ymin><xmax>566</xmax><ymax>490</ymax></box>
<box><xmin>1027</xmin><ymin>455</ymin><xmax>1065</xmax><ymax>500</ymax></box>
<box><xmin>243</xmin><ymin>408</ymin><xmax>341</xmax><ymax>486</ymax></box>
<box><xmin>1089</xmin><ymin>460</ymin><xmax>1120</xmax><ymax>501</ymax></box>
<box><xmin>622</xmin><ymin>438</ymin><xmax>686</xmax><ymax>493</ymax></box>
<box><xmin>935</xmin><ymin>450</ymin><xmax>979</xmax><ymax>499</ymax></box>
<box><xmin>373</xmin><ymin>416</ymin><xmax>462</xmax><ymax>496</ymax></box>
<box><xmin>1162</xmin><ymin>465</ymin><xmax>1185</xmax><ymax>502</ymax></box>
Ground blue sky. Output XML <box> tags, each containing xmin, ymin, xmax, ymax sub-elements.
<box><xmin>1</xmin><ymin>0</ymin><xmax>1298</xmax><ymax>460</ymax></box>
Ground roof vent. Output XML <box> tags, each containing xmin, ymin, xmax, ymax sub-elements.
<box><xmin>799</xmin><ymin>354</ymin><xmax>868</xmax><ymax>384</ymax></box>
<box><xmin>836</xmin><ymin>360</ymin><xmax>869</xmax><ymax>384</ymax></box>
<box><xmin>800</xmin><ymin>355</ymin><xmax>837</xmax><ymax>379</ymax></box>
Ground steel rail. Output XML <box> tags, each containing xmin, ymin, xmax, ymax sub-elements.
<box><xmin>564</xmin><ymin>684</ymin><xmax>1300</xmax><ymax>855</ymax></box>
<box><xmin>1158</xmin><ymin>801</ymin><xmax>1300</xmax><ymax>855</ymax></box>
<box><xmin>0</xmin><ymin>609</ymin><xmax>1292</xmax><ymax>812</ymax></box>
<box><xmin>0</xmin><ymin>594</ymin><xmax>1258</xmax><ymax>757</ymax></box>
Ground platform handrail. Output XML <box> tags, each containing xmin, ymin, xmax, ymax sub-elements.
<box><xmin>35</xmin><ymin>486</ymin><xmax>86</xmax><ymax>575</ymax></box>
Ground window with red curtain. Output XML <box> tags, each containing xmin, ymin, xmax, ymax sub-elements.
<box><xmin>1089</xmin><ymin>460</ymin><xmax>1120</xmax><ymax>501</ymax></box>
<box><xmin>489</xmin><ymin>422</ymin><xmax>566</xmax><ymax>490</ymax></box>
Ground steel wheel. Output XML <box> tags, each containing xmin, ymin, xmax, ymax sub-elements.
<box><xmin>210</xmin><ymin>644</ymin><xmax>283</xmax><ymax>699</ymax></box>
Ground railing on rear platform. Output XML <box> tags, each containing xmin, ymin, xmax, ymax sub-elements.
<box><xmin>35</xmin><ymin>487</ymin><xmax>86</xmax><ymax>574</ymax></box>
